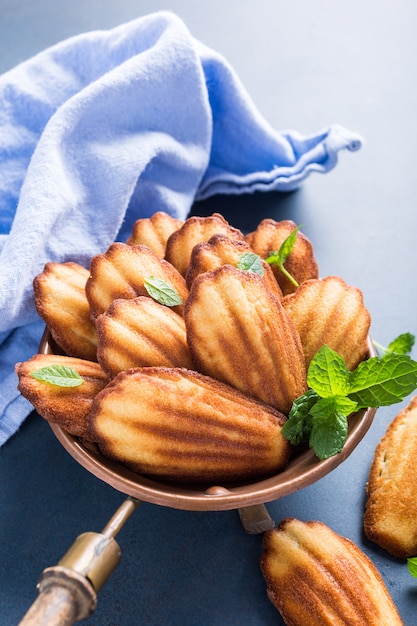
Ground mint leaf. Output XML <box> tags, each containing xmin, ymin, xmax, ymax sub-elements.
<box><xmin>374</xmin><ymin>333</ymin><xmax>415</xmax><ymax>356</ymax></box>
<box><xmin>387</xmin><ymin>333</ymin><xmax>415</xmax><ymax>355</ymax></box>
<box><xmin>236</xmin><ymin>252</ymin><xmax>264</xmax><ymax>276</ymax></box>
<box><xmin>348</xmin><ymin>354</ymin><xmax>417</xmax><ymax>409</ymax></box>
<box><xmin>281</xmin><ymin>389</ymin><xmax>320</xmax><ymax>445</ymax></box>
<box><xmin>407</xmin><ymin>557</ymin><xmax>417</xmax><ymax>578</ymax></box>
<box><xmin>307</xmin><ymin>345</ymin><xmax>350</xmax><ymax>398</ymax></box>
<box><xmin>144</xmin><ymin>276</ymin><xmax>183</xmax><ymax>306</ymax></box>
<box><xmin>309</xmin><ymin>399</ymin><xmax>349</xmax><ymax>460</ymax></box>
<box><xmin>265</xmin><ymin>225</ymin><xmax>302</xmax><ymax>288</ymax></box>
<box><xmin>30</xmin><ymin>365</ymin><xmax>84</xmax><ymax>387</ymax></box>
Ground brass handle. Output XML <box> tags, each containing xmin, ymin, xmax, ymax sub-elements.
<box><xmin>18</xmin><ymin>497</ymin><xmax>140</xmax><ymax>625</ymax></box>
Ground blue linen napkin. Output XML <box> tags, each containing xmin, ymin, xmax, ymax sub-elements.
<box><xmin>0</xmin><ymin>11</ymin><xmax>362</xmax><ymax>445</ymax></box>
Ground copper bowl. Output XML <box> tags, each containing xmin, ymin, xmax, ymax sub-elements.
<box><xmin>40</xmin><ymin>330</ymin><xmax>376</xmax><ymax>512</ymax></box>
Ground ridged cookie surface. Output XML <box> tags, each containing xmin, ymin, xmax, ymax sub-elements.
<box><xmin>126</xmin><ymin>211</ymin><xmax>183</xmax><ymax>258</ymax></box>
<box><xmin>261</xmin><ymin>518</ymin><xmax>403</xmax><ymax>626</ymax></box>
<box><xmin>165</xmin><ymin>213</ymin><xmax>245</xmax><ymax>277</ymax></box>
<box><xmin>88</xmin><ymin>367</ymin><xmax>291</xmax><ymax>483</ymax></box>
<box><xmin>245</xmin><ymin>219</ymin><xmax>318</xmax><ymax>295</ymax></box>
<box><xmin>364</xmin><ymin>396</ymin><xmax>417</xmax><ymax>558</ymax></box>
<box><xmin>34</xmin><ymin>261</ymin><xmax>98</xmax><ymax>361</ymax></box>
<box><xmin>16</xmin><ymin>353</ymin><xmax>108</xmax><ymax>439</ymax></box>
<box><xmin>86</xmin><ymin>242</ymin><xmax>188</xmax><ymax>319</ymax></box>
<box><xmin>283</xmin><ymin>275</ymin><xmax>371</xmax><ymax>370</ymax></box>
<box><xmin>184</xmin><ymin>265</ymin><xmax>306</xmax><ymax>415</ymax></box>
<box><xmin>185</xmin><ymin>233</ymin><xmax>282</xmax><ymax>299</ymax></box>
<box><xmin>96</xmin><ymin>296</ymin><xmax>193</xmax><ymax>378</ymax></box>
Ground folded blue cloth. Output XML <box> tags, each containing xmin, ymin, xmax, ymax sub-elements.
<box><xmin>0</xmin><ymin>11</ymin><xmax>362</xmax><ymax>445</ymax></box>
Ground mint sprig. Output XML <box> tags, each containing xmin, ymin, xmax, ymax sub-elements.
<box><xmin>265</xmin><ymin>225</ymin><xmax>302</xmax><ymax>287</ymax></box>
<box><xmin>373</xmin><ymin>332</ymin><xmax>415</xmax><ymax>356</ymax></box>
<box><xmin>236</xmin><ymin>252</ymin><xmax>264</xmax><ymax>276</ymax></box>
<box><xmin>144</xmin><ymin>276</ymin><xmax>183</xmax><ymax>307</ymax></box>
<box><xmin>30</xmin><ymin>365</ymin><xmax>84</xmax><ymax>387</ymax></box>
<box><xmin>282</xmin><ymin>341</ymin><xmax>417</xmax><ymax>460</ymax></box>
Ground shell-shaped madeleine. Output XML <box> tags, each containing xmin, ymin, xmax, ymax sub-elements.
<box><xmin>15</xmin><ymin>353</ymin><xmax>108</xmax><ymax>440</ymax></box>
<box><xmin>282</xmin><ymin>275</ymin><xmax>371</xmax><ymax>370</ymax></box>
<box><xmin>126</xmin><ymin>211</ymin><xmax>184</xmax><ymax>258</ymax></box>
<box><xmin>185</xmin><ymin>233</ymin><xmax>283</xmax><ymax>299</ymax></box>
<box><xmin>96</xmin><ymin>296</ymin><xmax>194</xmax><ymax>378</ymax></box>
<box><xmin>184</xmin><ymin>265</ymin><xmax>307</xmax><ymax>415</ymax></box>
<box><xmin>34</xmin><ymin>262</ymin><xmax>98</xmax><ymax>361</ymax></box>
<box><xmin>88</xmin><ymin>367</ymin><xmax>291</xmax><ymax>484</ymax></box>
<box><xmin>165</xmin><ymin>213</ymin><xmax>245</xmax><ymax>277</ymax></box>
<box><xmin>245</xmin><ymin>219</ymin><xmax>318</xmax><ymax>295</ymax></box>
<box><xmin>261</xmin><ymin>518</ymin><xmax>403</xmax><ymax>626</ymax></box>
<box><xmin>86</xmin><ymin>243</ymin><xmax>188</xmax><ymax>319</ymax></box>
<box><xmin>364</xmin><ymin>396</ymin><xmax>417</xmax><ymax>559</ymax></box>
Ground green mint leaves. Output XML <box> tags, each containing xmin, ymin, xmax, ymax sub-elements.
<box><xmin>236</xmin><ymin>252</ymin><xmax>264</xmax><ymax>276</ymax></box>
<box><xmin>407</xmin><ymin>557</ymin><xmax>417</xmax><ymax>578</ymax></box>
<box><xmin>265</xmin><ymin>225</ymin><xmax>302</xmax><ymax>287</ymax></box>
<box><xmin>374</xmin><ymin>332</ymin><xmax>415</xmax><ymax>356</ymax></box>
<box><xmin>144</xmin><ymin>276</ymin><xmax>183</xmax><ymax>307</ymax></box>
<box><xmin>282</xmin><ymin>341</ymin><xmax>417</xmax><ymax>460</ymax></box>
<box><xmin>30</xmin><ymin>365</ymin><xmax>84</xmax><ymax>387</ymax></box>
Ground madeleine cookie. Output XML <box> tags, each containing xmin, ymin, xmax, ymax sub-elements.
<box><xmin>16</xmin><ymin>353</ymin><xmax>108</xmax><ymax>439</ymax></box>
<box><xmin>126</xmin><ymin>211</ymin><xmax>183</xmax><ymax>258</ymax></box>
<box><xmin>96</xmin><ymin>296</ymin><xmax>193</xmax><ymax>378</ymax></box>
<box><xmin>184</xmin><ymin>265</ymin><xmax>306</xmax><ymax>415</ymax></box>
<box><xmin>261</xmin><ymin>518</ymin><xmax>403</xmax><ymax>626</ymax></box>
<box><xmin>86</xmin><ymin>242</ymin><xmax>188</xmax><ymax>319</ymax></box>
<box><xmin>185</xmin><ymin>233</ymin><xmax>282</xmax><ymax>298</ymax></box>
<box><xmin>245</xmin><ymin>219</ymin><xmax>318</xmax><ymax>295</ymax></box>
<box><xmin>364</xmin><ymin>396</ymin><xmax>417</xmax><ymax>558</ymax></box>
<box><xmin>165</xmin><ymin>213</ymin><xmax>245</xmax><ymax>277</ymax></box>
<box><xmin>283</xmin><ymin>275</ymin><xmax>371</xmax><ymax>370</ymax></box>
<box><xmin>88</xmin><ymin>367</ymin><xmax>291</xmax><ymax>483</ymax></box>
<box><xmin>34</xmin><ymin>261</ymin><xmax>98</xmax><ymax>361</ymax></box>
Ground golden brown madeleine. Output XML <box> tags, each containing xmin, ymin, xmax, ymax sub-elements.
<box><xmin>185</xmin><ymin>233</ymin><xmax>283</xmax><ymax>299</ymax></box>
<box><xmin>88</xmin><ymin>367</ymin><xmax>291</xmax><ymax>483</ymax></box>
<box><xmin>96</xmin><ymin>296</ymin><xmax>194</xmax><ymax>378</ymax></box>
<box><xmin>364</xmin><ymin>396</ymin><xmax>417</xmax><ymax>558</ymax></box>
<box><xmin>245</xmin><ymin>218</ymin><xmax>318</xmax><ymax>295</ymax></box>
<box><xmin>165</xmin><ymin>213</ymin><xmax>245</xmax><ymax>277</ymax></box>
<box><xmin>16</xmin><ymin>353</ymin><xmax>108</xmax><ymax>440</ymax></box>
<box><xmin>282</xmin><ymin>275</ymin><xmax>371</xmax><ymax>370</ymax></box>
<box><xmin>184</xmin><ymin>265</ymin><xmax>307</xmax><ymax>415</ymax></box>
<box><xmin>261</xmin><ymin>518</ymin><xmax>404</xmax><ymax>626</ymax></box>
<box><xmin>126</xmin><ymin>211</ymin><xmax>184</xmax><ymax>258</ymax></box>
<box><xmin>34</xmin><ymin>261</ymin><xmax>98</xmax><ymax>361</ymax></box>
<box><xmin>86</xmin><ymin>242</ymin><xmax>188</xmax><ymax>319</ymax></box>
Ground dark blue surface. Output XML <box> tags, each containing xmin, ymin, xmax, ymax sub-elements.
<box><xmin>1</xmin><ymin>1</ymin><xmax>417</xmax><ymax>624</ymax></box>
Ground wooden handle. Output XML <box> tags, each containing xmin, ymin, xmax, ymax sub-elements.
<box><xmin>18</xmin><ymin>497</ymin><xmax>140</xmax><ymax>625</ymax></box>
<box><xmin>18</xmin><ymin>567</ymin><xmax>96</xmax><ymax>625</ymax></box>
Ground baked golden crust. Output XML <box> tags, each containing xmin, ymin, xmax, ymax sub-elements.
<box><xmin>86</xmin><ymin>242</ymin><xmax>188</xmax><ymax>319</ymax></box>
<box><xmin>88</xmin><ymin>367</ymin><xmax>291</xmax><ymax>483</ymax></box>
<box><xmin>185</xmin><ymin>233</ymin><xmax>283</xmax><ymax>298</ymax></box>
<box><xmin>184</xmin><ymin>265</ymin><xmax>307</xmax><ymax>415</ymax></box>
<box><xmin>126</xmin><ymin>211</ymin><xmax>184</xmax><ymax>258</ymax></box>
<box><xmin>245</xmin><ymin>219</ymin><xmax>318</xmax><ymax>295</ymax></box>
<box><xmin>96</xmin><ymin>296</ymin><xmax>194</xmax><ymax>378</ymax></box>
<box><xmin>261</xmin><ymin>518</ymin><xmax>403</xmax><ymax>626</ymax></box>
<box><xmin>364</xmin><ymin>396</ymin><xmax>417</xmax><ymax>558</ymax></box>
<box><xmin>33</xmin><ymin>261</ymin><xmax>98</xmax><ymax>361</ymax></box>
<box><xmin>165</xmin><ymin>213</ymin><xmax>245</xmax><ymax>277</ymax></box>
<box><xmin>282</xmin><ymin>275</ymin><xmax>371</xmax><ymax>370</ymax></box>
<box><xmin>15</xmin><ymin>353</ymin><xmax>108</xmax><ymax>439</ymax></box>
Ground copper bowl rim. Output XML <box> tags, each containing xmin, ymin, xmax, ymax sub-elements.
<box><xmin>40</xmin><ymin>329</ymin><xmax>377</xmax><ymax>511</ymax></box>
